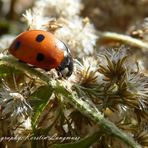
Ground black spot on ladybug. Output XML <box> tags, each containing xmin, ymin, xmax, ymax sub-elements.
<box><xmin>14</xmin><ymin>41</ymin><xmax>21</xmax><ymax>50</ymax></box>
<box><xmin>36</xmin><ymin>34</ymin><xmax>45</xmax><ymax>42</ymax></box>
<box><xmin>36</xmin><ymin>53</ymin><xmax>45</xmax><ymax>62</ymax></box>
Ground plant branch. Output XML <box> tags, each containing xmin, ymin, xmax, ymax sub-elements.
<box><xmin>97</xmin><ymin>31</ymin><xmax>148</xmax><ymax>50</ymax></box>
<box><xmin>0</xmin><ymin>55</ymin><xmax>141</xmax><ymax>148</ymax></box>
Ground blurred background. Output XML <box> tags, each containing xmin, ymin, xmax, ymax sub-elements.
<box><xmin>0</xmin><ymin>0</ymin><xmax>34</xmax><ymax>35</ymax></box>
<box><xmin>1</xmin><ymin>0</ymin><xmax>148</xmax><ymax>36</ymax></box>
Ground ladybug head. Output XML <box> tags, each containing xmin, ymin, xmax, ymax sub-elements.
<box><xmin>55</xmin><ymin>40</ymin><xmax>73</xmax><ymax>78</ymax></box>
<box><xmin>57</xmin><ymin>54</ymin><xmax>73</xmax><ymax>78</ymax></box>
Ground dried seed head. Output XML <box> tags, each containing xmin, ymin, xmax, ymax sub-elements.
<box><xmin>0</xmin><ymin>77</ymin><xmax>32</xmax><ymax>129</ymax></box>
<box><xmin>134</xmin><ymin>131</ymin><xmax>148</xmax><ymax>147</ymax></box>
<box><xmin>73</xmin><ymin>57</ymin><xmax>100</xmax><ymax>87</ymax></box>
<box><xmin>35</xmin><ymin>0</ymin><xmax>82</xmax><ymax>19</ymax></box>
<box><xmin>98</xmin><ymin>49</ymin><xmax>127</xmax><ymax>83</ymax></box>
<box><xmin>55</xmin><ymin>17</ymin><xmax>98</xmax><ymax>57</ymax></box>
<box><xmin>22</xmin><ymin>8</ymin><xmax>52</xmax><ymax>30</ymax></box>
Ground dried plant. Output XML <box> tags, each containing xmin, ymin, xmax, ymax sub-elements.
<box><xmin>0</xmin><ymin>0</ymin><xmax>148</xmax><ymax>148</ymax></box>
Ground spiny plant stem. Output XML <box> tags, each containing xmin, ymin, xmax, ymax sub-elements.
<box><xmin>0</xmin><ymin>56</ymin><xmax>141</xmax><ymax>148</ymax></box>
<box><xmin>98</xmin><ymin>31</ymin><xmax>148</xmax><ymax>50</ymax></box>
<box><xmin>54</xmin><ymin>83</ymin><xmax>141</xmax><ymax>148</ymax></box>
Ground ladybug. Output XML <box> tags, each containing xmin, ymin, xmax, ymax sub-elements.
<box><xmin>8</xmin><ymin>30</ymin><xmax>73</xmax><ymax>77</ymax></box>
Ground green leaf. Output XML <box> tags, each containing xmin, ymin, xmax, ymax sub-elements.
<box><xmin>31</xmin><ymin>85</ymin><xmax>53</xmax><ymax>128</ymax></box>
<box><xmin>30</xmin><ymin>85</ymin><xmax>54</xmax><ymax>148</ymax></box>
<box><xmin>0</xmin><ymin>64</ymin><xmax>21</xmax><ymax>77</ymax></box>
<box><xmin>51</xmin><ymin>131</ymin><xmax>101</xmax><ymax>148</ymax></box>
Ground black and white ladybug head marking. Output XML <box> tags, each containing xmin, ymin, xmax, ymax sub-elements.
<box><xmin>55</xmin><ymin>39</ymin><xmax>73</xmax><ymax>78</ymax></box>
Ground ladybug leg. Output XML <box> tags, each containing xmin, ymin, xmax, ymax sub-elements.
<box><xmin>19</xmin><ymin>60</ymin><xmax>26</xmax><ymax>63</ymax></box>
<box><xmin>30</xmin><ymin>65</ymin><xmax>37</xmax><ymax>68</ymax></box>
<box><xmin>44</xmin><ymin>69</ymin><xmax>49</xmax><ymax>72</ymax></box>
<box><xmin>56</xmin><ymin>67</ymin><xmax>63</xmax><ymax>78</ymax></box>
<box><xmin>19</xmin><ymin>60</ymin><xmax>37</xmax><ymax>69</ymax></box>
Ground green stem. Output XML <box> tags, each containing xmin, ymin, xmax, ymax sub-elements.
<box><xmin>98</xmin><ymin>31</ymin><xmax>148</xmax><ymax>50</ymax></box>
<box><xmin>0</xmin><ymin>56</ymin><xmax>141</xmax><ymax>148</ymax></box>
<box><xmin>54</xmin><ymin>83</ymin><xmax>141</xmax><ymax>148</ymax></box>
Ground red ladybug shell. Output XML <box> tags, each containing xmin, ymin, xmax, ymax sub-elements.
<box><xmin>8</xmin><ymin>30</ymin><xmax>65</xmax><ymax>70</ymax></box>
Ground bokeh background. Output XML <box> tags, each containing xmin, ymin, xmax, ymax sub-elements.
<box><xmin>1</xmin><ymin>0</ymin><xmax>148</xmax><ymax>35</ymax></box>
